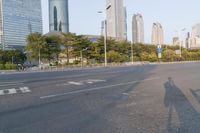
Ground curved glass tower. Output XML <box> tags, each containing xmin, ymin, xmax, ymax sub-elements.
<box><xmin>49</xmin><ymin>0</ymin><xmax>69</xmax><ymax>33</ymax></box>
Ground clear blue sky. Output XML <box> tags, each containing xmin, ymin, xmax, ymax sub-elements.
<box><xmin>42</xmin><ymin>0</ymin><xmax>200</xmax><ymax>44</ymax></box>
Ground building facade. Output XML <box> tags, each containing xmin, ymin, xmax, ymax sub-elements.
<box><xmin>106</xmin><ymin>0</ymin><xmax>127</xmax><ymax>41</ymax></box>
<box><xmin>132</xmin><ymin>13</ymin><xmax>144</xmax><ymax>44</ymax></box>
<box><xmin>0</xmin><ymin>0</ymin><xmax>42</xmax><ymax>50</ymax></box>
<box><xmin>152</xmin><ymin>23</ymin><xmax>164</xmax><ymax>45</ymax></box>
<box><xmin>188</xmin><ymin>23</ymin><xmax>200</xmax><ymax>49</ymax></box>
<box><xmin>49</xmin><ymin>0</ymin><xmax>69</xmax><ymax>33</ymax></box>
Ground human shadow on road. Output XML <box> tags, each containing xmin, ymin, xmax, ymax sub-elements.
<box><xmin>164</xmin><ymin>77</ymin><xmax>200</xmax><ymax>133</ymax></box>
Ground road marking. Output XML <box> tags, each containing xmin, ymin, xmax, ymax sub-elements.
<box><xmin>0</xmin><ymin>90</ymin><xmax>5</xmax><ymax>95</ymax></box>
<box><xmin>68</xmin><ymin>82</ymin><xmax>83</xmax><ymax>86</ymax></box>
<box><xmin>19</xmin><ymin>87</ymin><xmax>31</xmax><ymax>93</ymax></box>
<box><xmin>7</xmin><ymin>88</ymin><xmax>17</xmax><ymax>94</ymax></box>
<box><xmin>0</xmin><ymin>83</ymin><xmax>24</xmax><ymax>87</ymax></box>
<box><xmin>0</xmin><ymin>87</ymin><xmax>31</xmax><ymax>96</ymax></box>
<box><xmin>40</xmin><ymin>77</ymin><xmax>159</xmax><ymax>99</ymax></box>
<box><xmin>56</xmin><ymin>79</ymin><xmax>106</xmax><ymax>87</ymax></box>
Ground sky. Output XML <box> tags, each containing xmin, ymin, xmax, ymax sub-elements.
<box><xmin>42</xmin><ymin>0</ymin><xmax>200</xmax><ymax>44</ymax></box>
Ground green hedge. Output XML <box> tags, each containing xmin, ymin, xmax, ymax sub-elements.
<box><xmin>0</xmin><ymin>63</ymin><xmax>17</xmax><ymax>70</ymax></box>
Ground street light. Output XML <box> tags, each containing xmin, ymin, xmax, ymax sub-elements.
<box><xmin>80</xmin><ymin>47</ymin><xmax>88</xmax><ymax>68</ymax></box>
<box><xmin>175</xmin><ymin>28</ymin><xmax>186</xmax><ymax>58</ymax></box>
<box><xmin>98</xmin><ymin>5</ymin><xmax>111</xmax><ymax>67</ymax></box>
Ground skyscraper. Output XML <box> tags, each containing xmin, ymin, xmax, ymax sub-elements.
<box><xmin>132</xmin><ymin>13</ymin><xmax>144</xmax><ymax>44</ymax></box>
<box><xmin>0</xmin><ymin>0</ymin><xmax>42</xmax><ymax>50</ymax></box>
<box><xmin>152</xmin><ymin>23</ymin><xmax>164</xmax><ymax>45</ymax></box>
<box><xmin>189</xmin><ymin>23</ymin><xmax>200</xmax><ymax>48</ymax></box>
<box><xmin>106</xmin><ymin>0</ymin><xmax>127</xmax><ymax>41</ymax></box>
<box><xmin>49</xmin><ymin>0</ymin><xmax>69</xmax><ymax>33</ymax></box>
<box><xmin>192</xmin><ymin>23</ymin><xmax>200</xmax><ymax>38</ymax></box>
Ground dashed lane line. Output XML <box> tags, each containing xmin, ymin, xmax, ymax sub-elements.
<box><xmin>40</xmin><ymin>77</ymin><xmax>159</xmax><ymax>99</ymax></box>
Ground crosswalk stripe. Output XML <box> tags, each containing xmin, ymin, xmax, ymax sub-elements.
<box><xmin>0</xmin><ymin>90</ymin><xmax>5</xmax><ymax>95</ymax></box>
<box><xmin>7</xmin><ymin>88</ymin><xmax>17</xmax><ymax>94</ymax></box>
<box><xmin>19</xmin><ymin>87</ymin><xmax>31</xmax><ymax>93</ymax></box>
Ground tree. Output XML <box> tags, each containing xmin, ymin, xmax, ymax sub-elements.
<box><xmin>61</xmin><ymin>33</ymin><xmax>77</xmax><ymax>65</ymax></box>
<box><xmin>45</xmin><ymin>35</ymin><xmax>61</xmax><ymax>63</ymax></box>
<box><xmin>26</xmin><ymin>32</ymin><xmax>47</xmax><ymax>63</ymax></box>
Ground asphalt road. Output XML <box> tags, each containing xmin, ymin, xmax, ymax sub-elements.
<box><xmin>1</xmin><ymin>63</ymin><xmax>200</xmax><ymax>133</ymax></box>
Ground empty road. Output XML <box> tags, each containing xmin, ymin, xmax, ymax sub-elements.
<box><xmin>1</xmin><ymin>63</ymin><xmax>200</xmax><ymax>133</ymax></box>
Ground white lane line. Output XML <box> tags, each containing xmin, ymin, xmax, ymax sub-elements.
<box><xmin>7</xmin><ymin>88</ymin><xmax>17</xmax><ymax>94</ymax></box>
<box><xmin>0</xmin><ymin>90</ymin><xmax>5</xmax><ymax>95</ymax></box>
<box><xmin>0</xmin><ymin>83</ymin><xmax>24</xmax><ymax>87</ymax></box>
<box><xmin>19</xmin><ymin>87</ymin><xmax>31</xmax><ymax>93</ymax></box>
<box><xmin>68</xmin><ymin>82</ymin><xmax>83</xmax><ymax>86</ymax></box>
<box><xmin>40</xmin><ymin>77</ymin><xmax>159</xmax><ymax>99</ymax></box>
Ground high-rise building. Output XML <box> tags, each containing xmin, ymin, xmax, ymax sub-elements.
<box><xmin>106</xmin><ymin>0</ymin><xmax>127</xmax><ymax>41</ymax></box>
<box><xmin>132</xmin><ymin>13</ymin><xmax>144</xmax><ymax>44</ymax></box>
<box><xmin>189</xmin><ymin>23</ymin><xmax>200</xmax><ymax>49</ymax></box>
<box><xmin>152</xmin><ymin>23</ymin><xmax>164</xmax><ymax>45</ymax></box>
<box><xmin>49</xmin><ymin>0</ymin><xmax>69</xmax><ymax>33</ymax></box>
<box><xmin>0</xmin><ymin>0</ymin><xmax>42</xmax><ymax>50</ymax></box>
<box><xmin>192</xmin><ymin>23</ymin><xmax>200</xmax><ymax>38</ymax></box>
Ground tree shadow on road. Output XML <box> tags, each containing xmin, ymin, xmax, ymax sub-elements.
<box><xmin>164</xmin><ymin>77</ymin><xmax>200</xmax><ymax>133</ymax></box>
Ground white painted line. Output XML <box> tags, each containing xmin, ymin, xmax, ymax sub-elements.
<box><xmin>56</xmin><ymin>83</ymin><xmax>70</xmax><ymax>87</ymax></box>
<box><xmin>7</xmin><ymin>88</ymin><xmax>17</xmax><ymax>94</ymax></box>
<box><xmin>123</xmin><ymin>93</ymin><xmax>129</xmax><ymax>96</ymax></box>
<box><xmin>0</xmin><ymin>83</ymin><xmax>24</xmax><ymax>87</ymax></box>
<box><xmin>40</xmin><ymin>77</ymin><xmax>159</xmax><ymax>99</ymax></box>
<box><xmin>19</xmin><ymin>87</ymin><xmax>31</xmax><ymax>93</ymax></box>
<box><xmin>68</xmin><ymin>82</ymin><xmax>83</xmax><ymax>86</ymax></box>
<box><xmin>0</xmin><ymin>90</ymin><xmax>4</xmax><ymax>95</ymax></box>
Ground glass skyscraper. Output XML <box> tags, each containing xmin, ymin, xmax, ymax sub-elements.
<box><xmin>49</xmin><ymin>0</ymin><xmax>69</xmax><ymax>33</ymax></box>
<box><xmin>0</xmin><ymin>0</ymin><xmax>42</xmax><ymax>50</ymax></box>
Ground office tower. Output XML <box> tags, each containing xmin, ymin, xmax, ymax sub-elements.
<box><xmin>192</xmin><ymin>23</ymin><xmax>200</xmax><ymax>38</ymax></box>
<box><xmin>190</xmin><ymin>23</ymin><xmax>200</xmax><ymax>48</ymax></box>
<box><xmin>0</xmin><ymin>0</ymin><xmax>42</xmax><ymax>50</ymax></box>
<box><xmin>132</xmin><ymin>13</ymin><xmax>144</xmax><ymax>44</ymax></box>
<box><xmin>106</xmin><ymin>0</ymin><xmax>127</xmax><ymax>41</ymax></box>
<box><xmin>49</xmin><ymin>0</ymin><xmax>69</xmax><ymax>33</ymax></box>
<box><xmin>152</xmin><ymin>23</ymin><xmax>164</xmax><ymax>45</ymax></box>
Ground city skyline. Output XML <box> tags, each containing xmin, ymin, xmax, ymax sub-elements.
<box><xmin>42</xmin><ymin>0</ymin><xmax>200</xmax><ymax>44</ymax></box>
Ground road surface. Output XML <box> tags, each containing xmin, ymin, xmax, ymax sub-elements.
<box><xmin>1</xmin><ymin>63</ymin><xmax>200</xmax><ymax>133</ymax></box>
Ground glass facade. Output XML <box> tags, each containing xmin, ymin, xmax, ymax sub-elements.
<box><xmin>0</xmin><ymin>0</ymin><xmax>42</xmax><ymax>50</ymax></box>
<box><xmin>49</xmin><ymin>0</ymin><xmax>69</xmax><ymax>33</ymax></box>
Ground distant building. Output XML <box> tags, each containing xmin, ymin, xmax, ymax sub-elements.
<box><xmin>132</xmin><ymin>13</ymin><xmax>144</xmax><ymax>44</ymax></box>
<box><xmin>173</xmin><ymin>37</ymin><xmax>179</xmax><ymax>46</ymax></box>
<box><xmin>106</xmin><ymin>0</ymin><xmax>127</xmax><ymax>41</ymax></box>
<box><xmin>49</xmin><ymin>0</ymin><xmax>69</xmax><ymax>33</ymax></box>
<box><xmin>189</xmin><ymin>23</ymin><xmax>200</xmax><ymax>49</ymax></box>
<box><xmin>0</xmin><ymin>0</ymin><xmax>42</xmax><ymax>50</ymax></box>
<box><xmin>151</xmin><ymin>23</ymin><xmax>164</xmax><ymax>45</ymax></box>
<box><xmin>83</xmin><ymin>35</ymin><xmax>101</xmax><ymax>43</ymax></box>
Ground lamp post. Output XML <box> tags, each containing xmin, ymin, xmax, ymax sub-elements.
<box><xmin>80</xmin><ymin>47</ymin><xmax>88</xmax><ymax>68</ymax></box>
<box><xmin>98</xmin><ymin>12</ymin><xmax>107</xmax><ymax>67</ymax></box>
<box><xmin>176</xmin><ymin>28</ymin><xmax>186</xmax><ymax>58</ymax></box>
<box><xmin>98</xmin><ymin>5</ymin><xmax>111</xmax><ymax>67</ymax></box>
